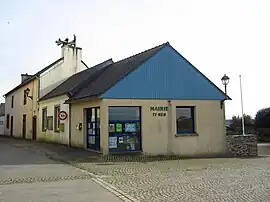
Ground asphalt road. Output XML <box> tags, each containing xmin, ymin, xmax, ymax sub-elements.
<box><xmin>0</xmin><ymin>139</ymin><xmax>123</xmax><ymax>202</ymax></box>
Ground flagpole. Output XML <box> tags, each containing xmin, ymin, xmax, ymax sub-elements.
<box><xmin>239</xmin><ymin>75</ymin><xmax>245</xmax><ymax>135</ymax></box>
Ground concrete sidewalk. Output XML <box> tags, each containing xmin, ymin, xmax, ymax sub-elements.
<box><xmin>0</xmin><ymin>136</ymin><xmax>127</xmax><ymax>202</ymax></box>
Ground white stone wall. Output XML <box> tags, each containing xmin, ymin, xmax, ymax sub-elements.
<box><xmin>38</xmin><ymin>95</ymin><xmax>70</xmax><ymax>145</ymax></box>
<box><xmin>39</xmin><ymin>46</ymin><xmax>86</xmax><ymax>98</ymax></box>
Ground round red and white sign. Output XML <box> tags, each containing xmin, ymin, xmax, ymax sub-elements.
<box><xmin>58</xmin><ymin>111</ymin><xmax>68</xmax><ymax>120</ymax></box>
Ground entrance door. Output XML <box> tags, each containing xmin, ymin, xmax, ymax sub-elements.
<box><xmin>10</xmin><ymin>116</ymin><xmax>13</xmax><ymax>137</ymax></box>
<box><xmin>32</xmin><ymin>116</ymin><xmax>37</xmax><ymax>140</ymax></box>
<box><xmin>22</xmin><ymin>114</ymin><xmax>26</xmax><ymax>139</ymax></box>
<box><xmin>86</xmin><ymin>107</ymin><xmax>100</xmax><ymax>151</ymax></box>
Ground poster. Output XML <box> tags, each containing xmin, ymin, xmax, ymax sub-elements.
<box><xmin>109</xmin><ymin>137</ymin><xmax>117</xmax><ymax>148</ymax></box>
<box><xmin>125</xmin><ymin>123</ymin><xmax>136</xmax><ymax>132</ymax></box>
<box><xmin>88</xmin><ymin>129</ymin><xmax>93</xmax><ymax>135</ymax></box>
<box><xmin>126</xmin><ymin>136</ymin><xmax>136</xmax><ymax>151</ymax></box>
<box><xmin>116</xmin><ymin>123</ymin><xmax>123</xmax><ymax>132</ymax></box>
<box><xmin>109</xmin><ymin>124</ymin><xmax>115</xmax><ymax>132</ymax></box>
<box><xmin>119</xmin><ymin>136</ymin><xmax>124</xmax><ymax>143</ymax></box>
<box><xmin>88</xmin><ymin>136</ymin><xmax>95</xmax><ymax>144</ymax></box>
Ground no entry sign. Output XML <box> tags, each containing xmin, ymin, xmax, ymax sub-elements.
<box><xmin>58</xmin><ymin>111</ymin><xmax>68</xmax><ymax>120</ymax></box>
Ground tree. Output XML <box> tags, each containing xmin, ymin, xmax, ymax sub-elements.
<box><xmin>255</xmin><ymin>107</ymin><xmax>270</xmax><ymax>128</ymax></box>
<box><xmin>255</xmin><ymin>107</ymin><xmax>270</xmax><ymax>141</ymax></box>
<box><xmin>229</xmin><ymin>114</ymin><xmax>254</xmax><ymax>134</ymax></box>
<box><xmin>231</xmin><ymin>114</ymin><xmax>253</xmax><ymax>128</ymax></box>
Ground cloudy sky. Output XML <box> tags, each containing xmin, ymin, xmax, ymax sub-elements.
<box><xmin>0</xmin><ymin>0</ymin><xmax>269</xmax><ymax>119</ymax></box>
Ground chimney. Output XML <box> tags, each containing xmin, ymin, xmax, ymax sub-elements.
<box><xmin>56</xmin><ymin>35</ymin><xmax>84</xmax><ymax>74</ymax></box>
<box><xmin>21</xmin><ymin>73</ymin><xmax>33</xmax><ymax>83</ymax></box>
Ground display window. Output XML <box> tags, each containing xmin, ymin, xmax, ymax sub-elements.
<box><xmin>108</xmin><ymin>107</ymin><xmax>141</xmax><ymax>152</ymax></box>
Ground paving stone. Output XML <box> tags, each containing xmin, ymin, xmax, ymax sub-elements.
<box><xmin>75</xmin><ymin>157</ymin><xmax>270</xmax><ymax>201</ymax></box>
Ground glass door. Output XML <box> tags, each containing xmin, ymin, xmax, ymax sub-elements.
<box><xmin>86</xmin><ymin>107</ymin><xmax>100</xmax><ymax>151</ymax></box>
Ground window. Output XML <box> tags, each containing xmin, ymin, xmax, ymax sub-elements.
<box><xmin>109</xmin><ymin>107</ymin><xmax>140</xmax><ymax>121</ymax></box>
<box><xmin>6</xmin><ymin>114</ymin><xmax>10</xmax><ymax>129</ymax></box>
<box><xmin>176</xmin><ymin>106</ymin><xmax>195</xmax><ymax>134</ymax></box>
<box><xmin>47</xmin><ymin>116</ymin><xmax>53</xmax><ymax>130</ymax></box>
<box><xmin>54</xmin><ymin>105</ymin><xmax>60</xmax><ymax>132</ymax></box>
<box><xmin>108</xmin><ymin>107</ymin><xmax>141</xmax><ymax>152</ymax></box>
<box><xmin>11</xmin><ymin>96</ymin><xmax>14</xmax><ymax>108</ymax></box>
<box><xmin>23</xmin><ymin>90</ymin><xmax>27</xmax><ymax>105</ymax></box>
<box><xmin>42</xmin><ymin>108</ymin><xmax>47</xmax><ymax>131</ymax></box>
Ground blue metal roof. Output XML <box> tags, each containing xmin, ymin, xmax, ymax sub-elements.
<box><xmin>101</xmin><ymin>44</ymin><xmax>227</xmax><ymax>100</ymax></box>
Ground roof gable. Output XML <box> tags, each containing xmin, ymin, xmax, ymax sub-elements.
<box><xmin>39</xmin><ymin>59</ymin><xmax>113</xmax><ymax>101</ymax></box>
<box><xmin>101</xmin><ymin>44</ymin><xmax>229</xmax><ymax>100</ymax></box>
<box><xmin>4</xmin><ymin>58</ymin><xmax>64</xmax><ymax>97</ymax></box>
<box><xmin>66</xmin><ymin>43</ymin><xmax>168</xmax><ymax>102</ymax></box>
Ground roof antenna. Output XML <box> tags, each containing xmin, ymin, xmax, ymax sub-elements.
<box><xmin>55</xmin><ymin>34</ymin><xmax>76</xmax><ymax>49</ymax></box>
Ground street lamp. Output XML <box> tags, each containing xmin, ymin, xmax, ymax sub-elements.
<box><xmin>25</xmin><ymin>88</ymin><xmax>33</xmax><ymax>100</ymax></box>
<box><xmin>221</xmin><ymin>74</ymin><xmax>230</xmax><ymax>96</ymax></box>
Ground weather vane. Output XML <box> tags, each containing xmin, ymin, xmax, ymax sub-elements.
<box><xmin>55</xmin><ymin>34</ymin><xmax>76</xmax><ymax>48</ymax></box>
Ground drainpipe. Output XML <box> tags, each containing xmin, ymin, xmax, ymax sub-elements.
<box><xmin>68</xmin><ymin>103</ymin><xmax>71</xmax><ymax>147</ymax></box>
<box><xmin>167</xmin><ymin>100</ymin><xmax>172</xmax><ymax>154</ymax></box>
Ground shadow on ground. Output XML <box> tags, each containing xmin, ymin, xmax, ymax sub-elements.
<box><xmin>1</xmin><ymin>135</ymin><xmax>270</xmax><ymax>166</ymax></box>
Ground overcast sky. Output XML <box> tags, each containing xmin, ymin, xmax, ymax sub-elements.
<box><xmin>0</xmin><ymin>0</ymin><xmax>269</xmax><ymax>119</ymax></box>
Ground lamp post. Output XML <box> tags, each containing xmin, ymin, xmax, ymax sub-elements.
<box><xmin>221</xmin><ymin>74</ymin><xmax>230</xmax><ymax>96</ymax></box>
<box><xmin>25</xmin><ymin>88</ymin><xmax>33</xmax><ymax>100</ymax></box>
<box><xmin>221</xmin><ymin>74</ymin><xmax>230</xmax><ymax>135</ymax></box>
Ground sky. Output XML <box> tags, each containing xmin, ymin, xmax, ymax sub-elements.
<box><xmin>0</xmin><ymin>0</ymin><xmax>269</xmax><ymax>119</ymax></box>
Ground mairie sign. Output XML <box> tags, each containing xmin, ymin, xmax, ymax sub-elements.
<box><xmin>150</xmin><ymin>106</ymin><xmax>168</xmax><ymax>111</ymax></box>
<box><xmin>149</xmin><ymin>106</ymin><xmax>168</xmax><ymax>117</ymax></box>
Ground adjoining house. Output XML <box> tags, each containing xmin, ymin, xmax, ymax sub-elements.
<box><xmin>0</xmin><ymin>103</ymin><xmax>5</xmax><ymax>134</ymax></box>
<box><xmin>38</xmin><ymin>59</ymin><xmax>114</xmax><ymax>144</ymax></box>
<box><xmin>3</xmin><ymin>36</ymin><xmax>88</xmax><ymax>140</ymax></box>
<box><xmin>40</xmin><ymin>42</ymin><xmax>231</xmax><ymax>156</ymax></box>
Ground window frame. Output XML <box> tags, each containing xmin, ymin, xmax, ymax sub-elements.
<box><xmin>42</xmin><ymin>107</ymin><xmax>47</xmax><ymax>131</ymax></box>
<box><xmin>6</xmin><ymin>114</ymin><xmax>10</xmax><ymax>129</ymax></box>
<box><xmin>54</xmin><ymin>105</ymin><xmax>60</xmax><ymax>132</ymax></box>
<box><xmin>11</xmin><ymin>96</ymin><xmax>14</xmax><ymax>108</ymax></box>
<box><xmin>176</xmin><ymin>106</ymin><xmax>196</xmax><ymax>135</ymax></box>
<box><xmin>23</xmin><ymin>90</ymin><xmax>27</xmax><ymax>105</ymax></box>
<box><xmin>47</xmin><ymin>116</ymin><xmax>53</xmax><ymax>131</ymax></box>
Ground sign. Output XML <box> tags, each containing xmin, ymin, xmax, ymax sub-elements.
<box><xmin>109</xmin><ymin>137</ymin><xmax>117</xmax><ymax>148</ymax></box>
<box><xmin>58</xmin><ymin>111</ymin><xmax>68</xmax><ymax>120</ymax></box>
<box><xmin>116</xmin><ymin>123</ymin><xmax>123</xmax><ymax>132</ymax></box>
<box><xmin>150</xmin><ymin>106</ymin><xmax>168</xmax><ymax>111</ymax></box>
<box><xmin>150</xmin><ymin>106</ymin><xmax>168</xmax><ymax>117</ymax></box>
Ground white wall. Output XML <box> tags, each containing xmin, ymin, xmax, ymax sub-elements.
<box><xmin>38</xmin><ymin>95</ymin><xmax>70</xmax><ymax>145</ymax></box>
<box><xmin>0</xmin><ymin>116</ymin><xmax>4</xmax><ymax>135</ymax></box>
<box><xmin>39</xmin><ymin>46</ymin><xmax>86</xmax><ymax>98</ymax></box>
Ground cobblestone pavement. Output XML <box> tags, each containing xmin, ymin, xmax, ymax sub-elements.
<box><xmin>2</xmin><ymin>136</ymin><xmax>270</xmax><ymax>202</ymax></box>
<box><xmin>0</xmin><ymin>138</ymin><xmax>123</xmax><ymax>202</ymax></box>
<box><xmin>75</xmin><ymin>157</ymin><xmax>270</xmax><ymax>201</ymax></box>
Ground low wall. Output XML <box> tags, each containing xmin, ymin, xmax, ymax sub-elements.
<box><xmin>227</xmin><ymin>135</ymin><xmax>258</xmax><ymax>157</ymax></box>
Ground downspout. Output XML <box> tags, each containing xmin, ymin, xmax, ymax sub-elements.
<box><xmin>68</xmin><ymin>103</ymin><xmax>71</xmax><ymax>147</ymax></box>
<box><xmin>167</xmin><ymin>100</ymin><xmax>173</xmax><ymax>154</ymax></box>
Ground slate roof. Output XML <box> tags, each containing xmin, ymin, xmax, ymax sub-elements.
<box><xmin>39</xmin><ymin>59</ymin><xmax>114</xmax><ymax>101</ymax></box>
<box><xmin>4</xmin><ymin>58</ymin><xmax>64</xmax><ymax>97</ymax></box>
<box><xmin>65</xmin><ymin>42</ymin><xmax>168</xmax><ymax>102</ymax></box>
<box><xmin>4</xmin><ymin>58</ymin><xmax>89</xmax><ymax>97</ymax></box>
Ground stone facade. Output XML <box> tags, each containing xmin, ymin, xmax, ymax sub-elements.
<box><xmin>227</xmin><ymin>135</ymin><xmax>258</xmax><ymax>157</ymax></box>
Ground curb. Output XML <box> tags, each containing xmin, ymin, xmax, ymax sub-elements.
<box><xmin>78</xmin><ymin>168</ymin><xmax>139</xmax><ymax>202</ymax></box>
